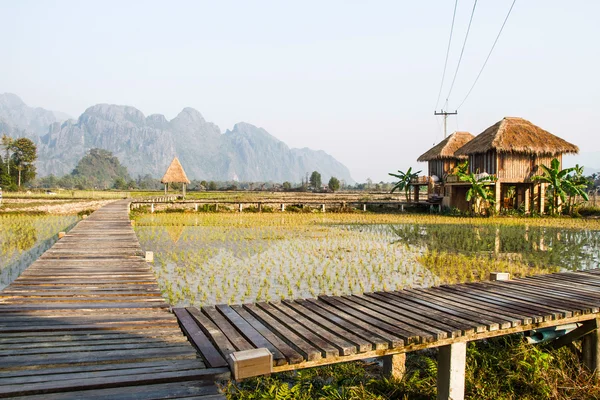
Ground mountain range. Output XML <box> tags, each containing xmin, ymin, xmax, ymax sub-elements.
<box><xmin>0</xmin><ymin>93</ymin><xmax>354</xmax><ymax>183</ymax></box>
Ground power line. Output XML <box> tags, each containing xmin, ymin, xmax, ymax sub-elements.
<box><xmin>434</xmin><ymin>0</ymin><xmax>459</xmax><ymax>110</ymax></box>
<box><xmin>457</xmin><ymin>0</ymin><xmax>517</xmax><ymax>109</ymax></box>
<box><xmin>445</xmin><ymin>0</ymin><xmax>478</xmax><ymax>104</ymax></box>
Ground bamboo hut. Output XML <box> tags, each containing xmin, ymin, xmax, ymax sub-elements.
<box><xmin>161</xmin><ymin>157</ymin><xmax>191</xmax><ymax>197</ymax></box>
<box><xmin>452</xmin><ymin>117</ymin><xmax>579</xmax><ymax>213</ymax></box>
<box><xmin>418</xmin><ymin>131</ymin><xmax>474</xmax><ymax>178</ymax></box>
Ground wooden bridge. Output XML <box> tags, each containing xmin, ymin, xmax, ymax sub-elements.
<box><xmin>1</xmin><ymin>201</ymin><xmax>600</xmax><ymax>400</ymax></box>
<box><xmin>0</xmin><ymin>201</ymin><xmax>228</xmax><ymax>399</ymax></box>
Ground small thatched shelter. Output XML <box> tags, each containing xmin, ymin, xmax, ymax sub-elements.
<box><xmin>161</xmin><ymin>157</ymin><xmax>191</xmax><ymax>196</ymax></box>
<box><xmin>417</xmin><ymin>131</ymin><xmax>474</xmax><ymax>178</ymax></box>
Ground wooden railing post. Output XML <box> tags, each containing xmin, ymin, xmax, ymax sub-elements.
<box><xmin>437</xmin><ymin>342</ymin><xmax>466</xmax><ymax>400</ymax></box>
<box><xmin>583</xmin><ymin>318</ymin><xmax>600</xmax><ymax>379</ymax></box>
<box><xmin>382</xmin><ymin>353</ymin><xmax>406</xmax><ymax>380</ymax></box>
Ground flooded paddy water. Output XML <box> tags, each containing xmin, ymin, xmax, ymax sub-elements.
<box><xmin>134</xmin><ymin>213</ymin><xmax>600</xmax><ymax>307</ymax></box>
<box><xmin>0</xmin><ymin>214</ymin><xmax>78</xmax><ymax>290</ymax></box>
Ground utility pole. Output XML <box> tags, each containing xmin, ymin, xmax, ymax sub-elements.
<box><xmin>434</xmin><ymin>109</ymin><xmax>457</xmax><ymax>139</ymax></box>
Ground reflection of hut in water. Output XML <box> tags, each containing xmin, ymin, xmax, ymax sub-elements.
<box><xmin>450</xmin><ymin>117</ymin><xmax>578</xmax><ymax>213</ymax></box>
<box><xmin>165</xmin><ymin>225</ymin><xmax>185</xmax><ymax>244</ymax></box>
<box><xmin>416</xmin><ymin>131</ymin><xmax>474</xmax><ymax>208</ymax></box>
<box><xmin>161</xmin><ymin>157</ymin><xmax>191</xmax><ymax>196</ymax></box>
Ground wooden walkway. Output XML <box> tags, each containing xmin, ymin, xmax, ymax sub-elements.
<box><xmin>0</xmin><ymin>201</ymin><xmax>228</xmax><ymax>399</ymax></box>
<box><xmin>176</xmin><ymin>269</ymin><xmax>600</xmax><ymax>374</ymax></box>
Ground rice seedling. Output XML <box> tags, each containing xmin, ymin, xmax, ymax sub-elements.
<box><xmin>0</xmin><ymin>214</ymin><xmax>78</xmax><ymax>290</ymax></box>
<box><xmin>133</xmin><ymin>213</ymin><xmax>600</xmax><ymax>308</ymax></box>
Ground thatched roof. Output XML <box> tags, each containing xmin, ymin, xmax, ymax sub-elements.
<box><xmin>455</xmin><ymin>117</ymin><xmax>579</xmax><ymax>156</ymax></box>
<box><xmin>161</xmin><ymin>157</ymin><xmax>191</xmax><ymax>184</ymax></box>
<box><xmin>417</xmin><ymin>131</ymin><xmax>474</xmax><ymax>162</ymax></box>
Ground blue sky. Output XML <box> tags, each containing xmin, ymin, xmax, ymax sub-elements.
<box><xmin>1</xmin><ymin>0</ymin><xmax>599</xmax><ymax>181</ymax></box>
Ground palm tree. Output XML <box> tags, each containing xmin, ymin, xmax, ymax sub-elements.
<box><xmin>532</xmin><ymin>158</ymin><xmax>584</xmax><ymax>215</ymax></box>
<box><xmin>457</xmin><ymin>171</ymin><xmax>497</xmax><ymax>215</ymax></box>
<box><xmin>389</xmin><ymin>167</ymin><xmax>421</xmax><ymax>202</ymax></box>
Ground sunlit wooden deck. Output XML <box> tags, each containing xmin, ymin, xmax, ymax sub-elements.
<box><xmin>0</xmin><ymin>201</ymin><xmax>227</xmax><ymax>399</ymax></box>
<box><xmin>178</xmin><ymin>270</ymin><xmax>600</xmax><ymax>371</ymax></box>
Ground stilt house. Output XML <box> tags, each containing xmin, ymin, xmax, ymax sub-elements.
<box><xmin>416</xmin><ymin>131</ymin><xmax>474</xmax><ymax>207</ymax></box>
<box><xmin>450</xmin><ymin>117</ymin><xmax>579</xmax><ymax>213</ymax></box>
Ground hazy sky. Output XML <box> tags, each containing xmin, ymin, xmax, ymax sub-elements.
<box><xmin>1</xmin><ymin>0</ymin><xmax>599</xmax><ymax>181</ymax></box>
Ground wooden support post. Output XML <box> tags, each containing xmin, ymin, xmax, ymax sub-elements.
<box><xmin>494</xmin><ymin>182</ymin><xmax>501</xmax><ymax>213</ymax></box>
<box><xmin>258</xmin><ymin>203</ymin><xmax>262</xmax><ymax>212</ymax></box>
<box><xmin>321</xmin><ymin>204</ymin><xmax>325</xmax><ymax>213</ymax></box>
<box><xmin>382</xmin><ymin>353</ymin><xmax>406</xmax><ymax>380</ymax></box>
<box><xmin>239</xmin><ymin>203</ymin><xmax>243</xmax><ymax>212</ymax></box>
<box><xmin>494</xmin><ymin>228</ymin><xmax>501</xmax><ymax>255</ymax></box>
<box><xmin>583</xmin><ymin>318</ymin><xmax>600</xmax><ymax>379</ymax></box>
<box><xmin>183</xmin><ymin>183</ymin><xmax>186</xmax><ymax>197</ymax></box>
<box><xmin>414</xmin><ymin>185</ymin><xmax>420</xmax><ymax>203</ymax></box>
<box><xmin>281</xmin><ymin>203</ymin><xmax>285</xmax><ymax>212</ymax></box>
<box><xmin>215</xmin><ymin>203</ymin><xmax>219</xmax><ymax>211</ymax></box>
<box><xmin>145</xmin><ymin>251</ymin><xmax>154</xmax><ymax>263</ymax></box>
<box><xmin>363</xmin><ymin>203</ymin><xmax>367</xmax><ymax>212</ymax></box>
<box><xmin>151</xmin><ymin>203</ymin><xmax>154</xmax><ymax>213</ymax></box>
<box><xmin>400</xmin><ymin>204</ymin><xmax>404</xmax><ymax>212</ymax></box>
<box><xmin>524</xmin><ymin>185</ymin><xmax>531</xmax><ymax>214</ymax></box>
<box><xmin>194</xmin><ymin>203</ymin><xmax>198</xmax><ymax>212</ymax></box>
<box><xmin>437</xmin><ymin>342</ymin><xmax>467</xmax><ymax>400</ymax></box>
<box><xmin>539</xmin><ymin>183</ymin><xmax>546</xmax><ymax>215</ymax></box>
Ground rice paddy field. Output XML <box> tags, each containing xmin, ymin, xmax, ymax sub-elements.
<box><xmin>132</xmin><ymin>212</ymin><xmax>600</xmax><ymax>308</ymax></box>
<box><xmin>0</xmin><ymin>214</ymin><xmax>78</xmax><ymax>290</ymax></box>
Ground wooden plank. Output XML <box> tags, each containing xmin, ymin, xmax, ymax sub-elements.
<box><xmin>229</xmin><ymin>305</ymin><xmax>304</xmax><ymax>364</ymax></box>
<box><xmin>438</xmin><ymin>285</ymin><xmax>549</xmax><ymax>323</ymax></box>
<box><xmin>305</xmin><ymin>298</ymin><xmax>402</xmax><ymax>348</ymax></box>
<box><xmin>366</xmin><ymin>292</ymin><xmax>474</xmax><ymax>335</ymax></box>
<box><xmin>0</xmin><ymin>373</ymin><xmax>227</xmax><ymax>399</ymax></box>
<box><xmin>186</xmin><ymin>307</ymin><xmax>237</xmax><ymax>359</ymax></box>
<box><xmin>345</xmin><ymin>295</ymin><xmax>450</xmax><ymax>340</ymax></box>
<box><xmin>269</xmin><ymin>301</ymin><xmax>358</xmax><ymax>356</ymax></box>
<box><xmin>172</xmin><ymin>308</ymin><xmax>228</xmax><ymax>368</ymax></box>
<box><xmin>215</xmin><ymin>305</ymin><xmax>287</xmax><ymax>365</ymax></box>
<box><xmin>283</xmin><ymin>300</ymin><xmax>373</xmax><ymax>353</ymax></box>
<box><xmin>243</xmin><ymin>303</ymin><xmax>322</xmax><ymax>361</ymax></box>
<box><xmin>403</xmin><ymin>289</ymin><xmax>511</xmax><ymax>330</ymax></box>
<box><xmin>201</xmin><ymin>306</ymin><xmax>253</xmax><ymax>352</ymax></box>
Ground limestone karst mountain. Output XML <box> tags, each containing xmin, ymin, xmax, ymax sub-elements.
<box><xmin>0</xmin><ymin>94</ymin><xmax>354</xmax><ymax>183</ymax></box>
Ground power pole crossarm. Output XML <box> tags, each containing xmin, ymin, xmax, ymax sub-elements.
<box><xmin>434</xmin><ymin>109</ymin><xmax>458</xmax><ymax>139</ymax></box>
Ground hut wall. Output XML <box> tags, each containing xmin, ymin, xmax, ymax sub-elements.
<box><xmin>468</xmin><ymin>151</ymin><xmax>497</xmax><ymax>175</ymax></box>
<box><xmin>496</xmin><ymin>153</ymin><xmax>561</xmax><ymax>182</ymax></box>
<box><xmin>428</xmin><ymin>160</ymin><xmax>458</xmax><ymax>178</ymax></box>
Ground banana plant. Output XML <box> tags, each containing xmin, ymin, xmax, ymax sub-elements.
<box><xmin>533</xmin><ymin>158</ymin><xmax>577</xmax><ymax>215</ymax></box>
<box><xmin>458</xmin><ymin>171</ymin><xmax>497</xmax><ymax>215</ymax></box>
<box><xmin>389</xmin><ymin>167</ymin><xmax>422</xmax><ymax>202</ymax></box>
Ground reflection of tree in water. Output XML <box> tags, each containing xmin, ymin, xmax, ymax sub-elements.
<box><xmin>1</xmin><ymin>221</ymin><xmax>37</xmax><ymax>254</ymax></box>
<box><xmin>388</xmin><ymin>224</ymin><xmax>599</xmax><ymax>271</ymax></box>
